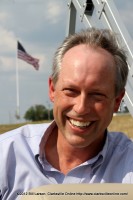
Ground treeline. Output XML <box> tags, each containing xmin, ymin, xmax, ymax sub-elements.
<box><xmin>24</xmin><ymin>104</ymin><xmax>53</xmax><ymax>121</ymax></box>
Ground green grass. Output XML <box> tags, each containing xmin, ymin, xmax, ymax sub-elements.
<box><xmin>0</xmin><ymin>114</ymin><xmax>133</xmax><ymax>138</ymax></box>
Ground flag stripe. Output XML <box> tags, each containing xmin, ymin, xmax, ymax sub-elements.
<box><xmin>17</xmin><ymin>41</ymin><xmax>39</xmax><ymax>70</ymax></box>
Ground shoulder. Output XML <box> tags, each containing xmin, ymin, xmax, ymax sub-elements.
<box><xmin>107</xmin><ymin>132</ymin><xmax>133</xmax><ymax>182</ymax></box>
<box><xmin>0</xmin><ymin>123</ymin><xmax>51</xmax><ymax>144</ymax></box>
<box><xmin>108</xmin><ymin>131</ymin><xmax>133</xmax><ymax>149</ymax></box>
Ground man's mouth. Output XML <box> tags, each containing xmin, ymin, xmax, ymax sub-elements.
<box><xmin>68</xmin><ymin>118</ymin><xmax>92</xmax><ymax>129</ymax></box>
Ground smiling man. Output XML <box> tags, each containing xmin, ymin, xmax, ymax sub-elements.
<box><xmin>46</xmin><ymin>43</ymin><xmax>124</xmax><ymax>174</ymax></box>
<box><xmin>0</xmin><ymin>28</ymin><xmax>133</xmax><ymax>200</ymax></box>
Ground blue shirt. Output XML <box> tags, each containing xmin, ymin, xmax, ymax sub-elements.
<box><xmin>0</xmin><ymin>122</ymin><xmax>133</xmax><ymax>200</ymax></box>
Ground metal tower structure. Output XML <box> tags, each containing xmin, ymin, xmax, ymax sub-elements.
<box><xmin>67</xmin><ymin>0</ymin><xmax>133</xmax><ymax>116</ymax></box>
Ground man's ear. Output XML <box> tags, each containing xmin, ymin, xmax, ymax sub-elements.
<box><xmin>49</xmin><ymin>77</ymin><xmax>55</xmax><ymax>102</ymax></box>
<box><xmin>114</xmin><ymin>90</ymin><xmax>125</xmax><ymax>113</ymax></box>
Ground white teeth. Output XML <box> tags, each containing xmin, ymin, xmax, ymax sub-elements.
<box><xmin>69</xmin><ymin>119</ymin><xmax>91</xmax><ymax>128</ymax></box>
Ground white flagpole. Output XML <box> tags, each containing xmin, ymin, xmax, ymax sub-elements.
<box><xmin>16</xmin><ymin>40</ymin><xmax>20</xmax><ymax>120</ymax></box>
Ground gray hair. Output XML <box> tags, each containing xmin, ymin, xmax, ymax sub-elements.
<box><xmin>51</xmin><ymin>28</ymin><xmax>128</xmax><ymax>96</ymax></box>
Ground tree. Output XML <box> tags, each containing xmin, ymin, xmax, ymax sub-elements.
<box><xmin>24</xmin><ymin>104</ymin><xmax>49</xmax><ymax>121</ymax></box>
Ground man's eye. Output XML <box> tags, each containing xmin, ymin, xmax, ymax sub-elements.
<box><xmin>63</xmin><ymin>88</ymin><xmax>78</xmax><ymax>96</ymax></box>
<box><xmin>63</xmin><ymin>88</ymin><xmax>75</xmax><ymax>93</ymax></box>
<box><xmin>89</xmin><ymin>93</ymin><xmax>106</xmax><ymax>101</ymax></box>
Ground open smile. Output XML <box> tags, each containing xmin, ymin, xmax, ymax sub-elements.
<box><xmin>68</xmin><ymin>118</ymin><xmax>93</xmax><ymax>129</ymax></box>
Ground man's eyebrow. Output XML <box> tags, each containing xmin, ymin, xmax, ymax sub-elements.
<box><xmin>62</xmin><ymin>80</ymin><xmax>77</xmax><ymax>86</ymax></box>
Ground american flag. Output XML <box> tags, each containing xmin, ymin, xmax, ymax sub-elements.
<box><xmin>17</xmin><ymin>41</ymin><xmax>39</xmax><ymax>70</ymax></box>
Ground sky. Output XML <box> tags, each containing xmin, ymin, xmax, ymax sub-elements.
<box><xmin>0</xmin><ymin>0</ymin><xmax>133</xmax><ymax>124</ymax></box>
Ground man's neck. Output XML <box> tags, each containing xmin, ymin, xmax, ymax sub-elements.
<box><xmin>45</xmin><ymin>128</ymin><xmax>105</xmax><ymax>175</ymax></box>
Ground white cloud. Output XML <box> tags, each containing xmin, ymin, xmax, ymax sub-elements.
<box><xmin>0</xmin><ymin>11</ymin><xmax>9</xmax><ymax>23</ymax></box>
<box><xmin>0</xmin><ymin>56</ymin><xmax>15</xmax><ymax>71</ymax></box>
<box><xmin>0</xmin><ymin>26</ymin><xmax>16</xmax><ymax>54</ymax></box>
<box><xmin>45</xmin><ymin>1</ymin><xmax>64</xmax><ymax>24</ymax></box>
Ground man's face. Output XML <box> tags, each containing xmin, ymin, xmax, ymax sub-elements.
<box><xmin>49</xmin><ymin>45</ymin><xmax>124</xmax><ymax>148</ymax></box>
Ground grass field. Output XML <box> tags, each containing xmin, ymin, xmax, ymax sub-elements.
<box><xmin>108</xmin><ymin>114</ymin><xmax>133</xmax><ymax>138</ymax></box>
<box><xmin>0</xmin><ymin>114</ymin><xmax>133</xmax><ymax>138</ymax></box>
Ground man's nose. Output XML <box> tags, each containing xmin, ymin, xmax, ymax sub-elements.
<box><xmin>73</xmin><ymin>94</ymin><xmax>90</xmax><ymax>115</ymax></box>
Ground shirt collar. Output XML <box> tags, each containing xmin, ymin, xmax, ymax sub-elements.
<box><xmin>39</xmin><ymin>120</ymin><xmax>56</xmax><ymax>159</ymax></box>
